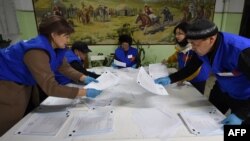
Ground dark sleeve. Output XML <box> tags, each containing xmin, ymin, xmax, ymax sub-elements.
<box><xmin>238</xmin><ymin>48</ymin><xmax>250</xmax><ymax>80</ymax></box>
<box><xmin>135</xmin><ymin>53</ymin><xmax>141</xmax><ymax>68</ymax></box>
<box><xmin>169</xmin><ymin>53</ymin><xmax>203</xmax><ymax>83</ymax></box>
<box><xmin>70</xmin><ymin>61</ymin><xmax>100</xmax><ymax>79</ymax></box>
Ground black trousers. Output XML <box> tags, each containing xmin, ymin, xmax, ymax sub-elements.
<box><xmin>209</xmin><ymin>81</ymin><xmax>250</xmax><ymax>120</ymax></box>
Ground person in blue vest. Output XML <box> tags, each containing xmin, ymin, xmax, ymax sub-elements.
<box><xmin>55</xmin><ymin>41</ymin><xmax>100</xmax><ymax>85</ymax></box>
<box><xmin>0</xmin><ymin>15</ymin><xmax>101</xmax><ymax>136</ymax></box>
<box><xmin>113</xmin><ymin>34</ymin><xmax>139</xmax><ymax>68</ymax></box>
<box><xmin>162</xmin><ymin>22</ymin><xmax>210</xmax><ymax>94</ymax></box>
<box><xmin>155</xmin><ymin>19</ymin><xmax>250</xmax><ymax>125</ymax></box>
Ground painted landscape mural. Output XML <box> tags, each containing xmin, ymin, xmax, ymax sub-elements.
<box><xmin>33</xmin><ymin>0</ymin><xmax>215</xmax><ymax>45</ymax></box>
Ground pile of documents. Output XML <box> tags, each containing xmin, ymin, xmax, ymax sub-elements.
<box><xmin>179</xmin><ymin>106</ymin><xmax>225</xmax><ymax>135</ymax></box>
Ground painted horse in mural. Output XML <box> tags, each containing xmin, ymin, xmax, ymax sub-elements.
<box><xmin>135</xmin><ymin>13</ymin><xmax>160</xmax><ymax>30</ymax></box>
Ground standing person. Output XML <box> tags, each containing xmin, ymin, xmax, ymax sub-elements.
<box><xmin>162</xmin><ymin>22</ymin><xmax>210</xmax><ymax>94</ymax></box>
<box><xmin>113</xmin><ymin>34</ymin><xmax>139</xmax><ymax>68</ymax></box>
<box><xmin>0</xmin><ymin>15</ymin><xmax>101</xmax><ymax>136</ymax></box>
<box><xmin>56</xmin><ymin>41</ymin><xmax>100</xmax><ymax>85</ymax></box>
<box><xmin>155</xmin><ymin>19</ymin><xmax>250</xmax><ymax>125</ymax></box>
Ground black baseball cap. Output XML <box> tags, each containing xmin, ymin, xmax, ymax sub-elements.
<box><xmin>71</xmin><ymin>41</ymin><xmax>92</xmax><ymax>53</ymax></box>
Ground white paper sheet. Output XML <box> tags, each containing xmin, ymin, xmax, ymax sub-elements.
<box><xmin>114</xmin><ymin>59</ymin><xmax>126</xmax><ymax>67</ymax></box>
<box><xmin>38</xmin><ymin>97</ymin><xmax>77</xmax><ymax>112</ymax></box>
<box><xmin>84</xmin><ymin>71</ymin><xmax>120</xmax><ymax>90</ymax></box>
<box><xmin>66</xmin><ymin>83</ymin><xmax>84</xmax><ymax>89</ymax></box>
<box><xmin>67</xmin><ymin>110</ymin><xmax>114</xmax><ymax>136</ymax></box>
<box><xmin>75</xmin><ymin>98</ymin><xmax>113</xmax><ymax>109</ymax></box>
<box><xmin>179</xmin><ymin>107</ymin><xmax>225</xmax><ymax>135</ymax></box>
<box><xmin>137</xmin><ymin>67</ymin><xmax>169</xmax><ymax>95</ymax></box>
<box><xmin>133</xmin><ymin>108</ymin><xmax>181</xmax><ymax>139</ymax></box>
<box><xmin>148</xmin><ymin>63</ymin><xmax>169</xmax><ymax>79</ymax></box>
<box><xmin>87</xmin><ymin>67</ymin><xmax>118</xmax><ymax>75</ymax></box>
<box><xmin>41</xmin><ymin>97</ymin><xmax>75</xmax><ymax>106</ymax></box>
<box><xmin>15</xmin><ymin>111</ymin><xmax>69</xmax><ymax>136</ymax></box>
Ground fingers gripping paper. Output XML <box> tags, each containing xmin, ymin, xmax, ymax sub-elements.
<box><xmin>84</xmin><ymin>71</ymin><xmax>120</xmax><ymax>90</ymax></box>
<box><xmin>137</xmin><ymin>67</ymin><xmax>169</xmax><ymax>95</ymax></box>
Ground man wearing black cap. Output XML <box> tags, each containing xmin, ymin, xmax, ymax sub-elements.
<box><xmin>55</xmin><ymin>41</ymin><xmax>100</xmax><ymax>85</ymax></box>
<box><xmin>155</xmin><ymin>19</ymin><xmax>250</xmax><ymax>125</ymax></box>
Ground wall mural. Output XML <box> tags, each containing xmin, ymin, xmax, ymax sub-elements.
<box><xmin>32</xmin><ymin>0</ymin><xmax>216</xmax><ymax>45</ymax></box>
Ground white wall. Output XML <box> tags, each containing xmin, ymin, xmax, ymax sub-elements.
<box><xmin>14</xmin><ymin>0</ymin><xmax>33</xmax><ymax>11</ymax></box>
<box><xmin>215</xmin><ymin>0</ymin><xmax>244</xmax><ymax>13</ymax></box>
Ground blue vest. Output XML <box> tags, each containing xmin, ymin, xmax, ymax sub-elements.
<box><xmin>55</xmin><ymin>49</ymin><xmax>82</xmax><ymax>85</ymax></box>
<box><xmin>177</xmin><ymin>50</ymin><xmax>210</xmax><ymax>83</ymax></box>
<box><xmin>199</xmin><ymin>32</ymin><xmax>250</xmax><ymax>100</ymax></box>
<box><xmin>65</xmin><ymin>49</ymin><xmax>81</xmax><ymax>63</ymax></box>
<box><xmin>0</xmin><ymin>35</ymin><xmax>66</xmax><ymax>85</ymax></box>
<box><xmin>115</xmin><ymin>46</ymin><xmax>138</xmax><ymax>67</ymax></box>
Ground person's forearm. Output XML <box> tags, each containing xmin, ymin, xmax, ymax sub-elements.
<box><xmin>169</xmin><ymin>55</ymin><xmax>203</xmax><ymax>83</ymax></box>
<box><xmin>58</xmin><ymin>58</ymin><xmax>83</xmax><ymax>82</ymax></box>
<box><xmin>24</xmin><ymin>49</ymin><xmax>79</xmax><ymax>99</ymax></box>
<box><xmin>70</xmin><ymin>61</ymin><xmax>100</xmax><ymax>78</ymax></box>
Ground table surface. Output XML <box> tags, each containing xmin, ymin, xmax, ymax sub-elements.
<box><xmin>1</xmin><ymin>67</ymin><xmax>224</xmax><ymax>141</ymax></box>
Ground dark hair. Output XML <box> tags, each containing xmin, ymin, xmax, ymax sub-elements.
<box><xmin>38</xmin><ymin>15</ymin><xmax>74</xmax><ymax>39</ymax></box>
<box><xmin>173</xmin><ymin>22</ymin><xmax>188</xmax><ymax>34</ymax></box>
<box><xmin>71</xmin><ymin>41</ymin><xmax>91</xmax><ymax>53</ymax></box>
<box><xmin>173</xmin><ymin>22</ymin><xmax>189</xmax><ymax>47</ymax></box>
<box><xmin>118</xmin><ymin>34</ymin><xmax>132</xmax><ymax>46</ymax></box>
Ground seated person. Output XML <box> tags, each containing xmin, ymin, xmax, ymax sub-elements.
<box><xmin>56</xmin><ymin>41</ymin><xmax>100</xmax><ymax>85</ymax></box>
<box><xmin>113</xmin><ymin>34</ymin><xmax>139</xmax><ymax>68</ymax></box>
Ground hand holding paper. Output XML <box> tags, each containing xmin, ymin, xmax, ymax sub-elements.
<box><xmin>221</xmin><ymin>113</ymin><xmax>243</xmax><ymax>125</ymax></box>
<box><xmin>154</xmin><ymin>76</ymin><xmax>171</xmax><ymax>86</ymax></box>
<box><xmin>84</xmin><ymin>76</ymin><xmax>98</xmax><ymax>85</ymax></box>
<box><xmin>84</xmin><ymin>71</ymin><xmax>120</xmax><ymax>90</ymax></box>
<box><xmin>86</xmin><ymin>89</ymin><xmax>102</xmax><ymax>98</ymax></box>
<box><xmin>137</xmin><ymin>67</ymin><xmax>169</xmax><ymax>95</ymax></box>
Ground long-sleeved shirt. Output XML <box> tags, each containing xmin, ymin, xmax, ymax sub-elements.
<box><xmin>24</xmin><ymin>49</ymin><xmax>82</xmax><ymax>98</ymax></box>
<box><xmin>69</xmin><ymin>60</ymin><xmax>100</xmax><ymax>79</ymax></box>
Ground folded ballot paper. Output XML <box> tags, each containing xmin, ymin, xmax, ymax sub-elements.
<box><xmin>84</xmin><ymin>71</ymin><xmax>120</xmax><ymax>90</ymax></box>
<box><xmin>137</xmin><ymin>67</ymin><xmax>169</xmax><ymax>95</ymax></box>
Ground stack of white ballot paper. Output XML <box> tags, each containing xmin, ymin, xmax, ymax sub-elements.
<box><xmin>77</xmin><ymin>98</ymin><xmax>113</xmax><ymax>109</ymax></box>
<box><xmin>179</xmin><ymin>106</ymin><xmax>225</xmax><ymax>135</ymax></box>
<box><xmin>148</xmin><ymin>63</ymin><xmax>169</xmax><ymax>79</ymax></box>
<box><xmin>137</xmin><ymin>67</ymin><xmax>169</xmax><ymax>95</ymax></box>
<box><xmin>67</xmin><ymin>110</ymin><xmax>114</xmax><ymax>136</ymax></box>
<box><xmin>15</xmin><ymin>111</ymin><xmax>69</xmax><ymax>136</ymax></box>
<box><xmin>133</xmin><ymin>108</ymin><xmax>181</xmax><ymax>139</ymax></box>
<box><xmin>84</xmin><ymin>71</ymin><xmax>120</xmax><ymax>90</ymax></box>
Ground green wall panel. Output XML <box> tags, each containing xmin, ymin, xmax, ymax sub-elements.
<box><xmin>16</xmin><ymin>11</ymin><xmax>38</xmax><ymax>40</ymax></box>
